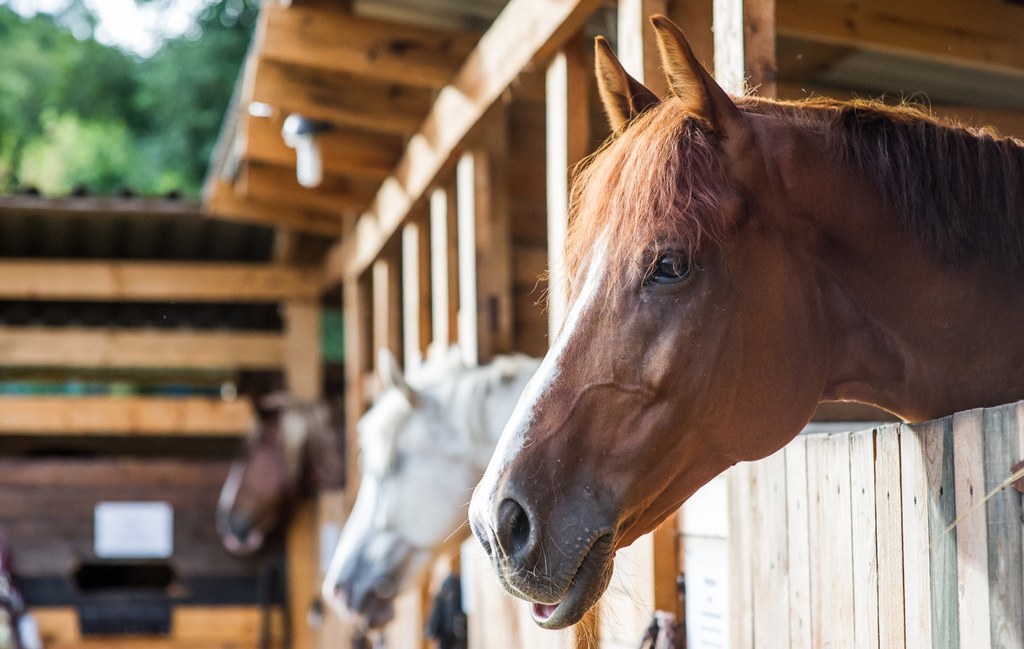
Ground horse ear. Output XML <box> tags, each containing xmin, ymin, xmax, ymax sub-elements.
<box><xmin>594</xmin><ymin>35</ymin><xmax>660</xmax><ymax>132</ymax></box>
<box><xmin>377</xmin><ymin>348</ymin><xmax>419</xmax><ymax>405</ymax></box>
<box><xmin>650</xmin><ymin>15</ymin><xmax>744</xmax><ymax>136</ymax></box>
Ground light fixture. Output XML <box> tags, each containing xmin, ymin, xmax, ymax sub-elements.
<box><xmin>281</xmin><ymin>114</ymin><xmax>332</xmax><ymax>188</ymax></box>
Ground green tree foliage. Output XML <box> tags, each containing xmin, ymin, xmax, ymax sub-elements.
<box><xmin>0</xmin><ymin>0</ymin><xmax>259</xmax><ymax>196</ymax></box>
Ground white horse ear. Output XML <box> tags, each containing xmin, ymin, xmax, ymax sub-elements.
<box><xmin>378</xmin><ymin>348</ymin><xmax>419</xmax><ymax>405</ymax></box>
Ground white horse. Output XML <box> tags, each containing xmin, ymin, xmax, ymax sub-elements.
<box><xmin>322</xmin><ymin>348</ymin><xmax>540</xmax><ymax>630</ymax></box>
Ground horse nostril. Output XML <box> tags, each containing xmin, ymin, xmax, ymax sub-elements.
<box><xmin>496</xmin><ymin>498</ymin><xmax>532</xmax><ymax>559</ymax></box>
<box><xmin>228</xmin><ymin>515</ymin><xmax>252</xmax><ymax>542</ymax></box>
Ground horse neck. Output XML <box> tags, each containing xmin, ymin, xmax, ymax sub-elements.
<box><xmin>799</xmin><ymin>132</ymin><xmax>1024</xmax><ymax>421</ymax></box>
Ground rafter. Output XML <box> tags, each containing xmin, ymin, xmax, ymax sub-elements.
<box><xmin>203</xmin><ymin>177</ymin><xmax>341</xmax><ymax>237</ymax></box>
<box><xmin>244</xmin><ymin>113</ymin><xmax>402</xmax><ymax>181</ymax></box>
<box><xmin>257</xmin><ymin>3</ymin><xmax>479</xmax><ymax>89</ymax></box>
<box><xmin>248</xmin><ymin>59</ymin><xmax>431</xmax><ymax>136</ymax></box>
<box><xmin>325</xmin><ymin>0</ymin><xmax>605</xmax><ymax>283</ymax></box>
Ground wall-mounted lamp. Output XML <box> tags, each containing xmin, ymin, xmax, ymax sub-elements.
<box><xmin>281</xmin><ymin>114</ymin><xmax>332</xmax><ymax>188</ymax></box>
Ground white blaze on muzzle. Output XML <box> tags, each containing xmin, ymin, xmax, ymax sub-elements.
<box><xmin>470</xmin><ymin>238</ymin><xmax>609</xmax><ymax>529</ymax></box>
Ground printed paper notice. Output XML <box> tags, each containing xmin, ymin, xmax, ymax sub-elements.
<box><xmin>95</xmin><ymin>501</ymin><xmax>174</xmax><ymax>559</ymax></box>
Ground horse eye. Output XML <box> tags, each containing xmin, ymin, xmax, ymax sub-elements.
<box><xmin>649</xmin><ymin>252</ymin><xmax>690</xmax><ymax>285</ymax></box>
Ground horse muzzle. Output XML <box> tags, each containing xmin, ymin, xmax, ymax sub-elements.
<box><xmin>469</xmin><ymin>481</ymin><xmax>616</xmax><ymax>629</ymax></box>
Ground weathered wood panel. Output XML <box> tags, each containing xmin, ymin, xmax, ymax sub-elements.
<box><xmin>731</xmin><ymin>401</ymin><xmax>1024</xmax><ymax>648</ymax></box>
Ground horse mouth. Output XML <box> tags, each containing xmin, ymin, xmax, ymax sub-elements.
<box><xmin>526</xmin><ymin>533</ymin><xmax>614</xmax><ymax>629</ymax></box>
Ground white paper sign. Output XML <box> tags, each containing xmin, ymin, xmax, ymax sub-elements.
<box><xmin>685</xmin><ymin>536</ymin><xmax>729</xmax><ymax>649</ymax></box>
<box><xmin>94</xmin><ymin>501</ymin><xmax>174</xmax><ymax>559</ymax></box>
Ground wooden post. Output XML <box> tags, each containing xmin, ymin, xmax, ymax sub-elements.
<box><xmin>430</xmin><ymin>186</ymin><xmax>460</xmax><ymax>350</ymax></box>
<box><xmin>545</xmin><ymin>37</ymin><xmax>590</xmax><ymax>339</ymax></box>
<box><xmin>283</xmin><ymin>300</ymin><xmax>323</xmax><ymax>649</ymax></box>
<box><xmin>456</xmin><ymin>114</ymin><xmax>514</xmax><ymax>366</ymax></box>
<box><xmin>618</xmin><ymin>0</ymin><xmax>669</xmax><ymax>95</ymax></box>
<box><xmin>713</xmin><ymin>0</ymin><xmax>777</xmax><ymax>96</ymax></box>
<box><xmin>402</xmin><ymin>214</ymin><xmax>432</xmax><ymax>371</ymax></box>
<box><xmin>372</xmin><ymin>255</ymin><xmax>402</xmax><ymax>364</ymax></box>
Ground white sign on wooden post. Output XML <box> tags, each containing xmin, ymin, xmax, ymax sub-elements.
<box><xmin>94</xmin><ymin>501</ymin><xmax>173</xmax><ymax>559</ymax></box>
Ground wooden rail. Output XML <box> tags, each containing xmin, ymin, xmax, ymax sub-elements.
<box><xmin>0</xmin><ymin>260</ymin><xmax>321</xmax><ymax>302</ymax></box>
<box><xmin>0</xmin><ymin>328</ymin><xmax>284</xmax><ymax>370</ymax></box>
<box><xmin>0</xmin><ymin>396</ymin><xmax>253</xmax><ymax>436</ymax></box>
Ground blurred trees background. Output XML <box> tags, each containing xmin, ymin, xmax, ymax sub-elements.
<box><xmin>0</xmin><ymin>0</ymin><xmax>259</xmax><ymax>196</ymax></box>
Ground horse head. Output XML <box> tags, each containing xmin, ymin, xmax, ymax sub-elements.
<box><xmin>323</xmin><ymin>348</ymin><xmax>538</xmax><ymax>630</ymax></box>
<box><xmin>217</xmin><ymin>393</ymin><xmax>343</xmax><ymax>556</ymax></box>
<box><xmin>468</xmin><ymin>17</ymin><xmax>858</xmax><ymax>628</ymax></box>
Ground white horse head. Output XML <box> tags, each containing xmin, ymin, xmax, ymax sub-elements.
<box><xmin>323</xmin><ymin>347</ymin><xmax>539</xmax><ymax>629</ymax></box>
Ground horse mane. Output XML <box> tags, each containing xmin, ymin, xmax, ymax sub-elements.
<box><xmin>741</xmin><ymin>95</ymin><xmax>1024</xmax><ymax>268</ymax></box>
<box><xmin>565</xmin><ymin>94</ymin><xmax>1024</xmax><ymax>290</ymax></box>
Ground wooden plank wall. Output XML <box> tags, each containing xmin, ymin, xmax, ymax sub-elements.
<box><xmin>729</xmin><ymin>400</ymin><xmax>1024</xmax><ymax>649</ymax></box>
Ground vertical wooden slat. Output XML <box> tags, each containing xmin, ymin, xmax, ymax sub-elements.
<box><xmin>743</xmin><ymin>0</ymin><xmax>776</xmax><ymax>96</ymax></box>
<box><xmin>728</xmin><ymin>463</ymin><xmax>753</xmax><ymax>649</ymax></box>
<box><xmin>751</xmin><ymin>448</ymin><xmax>790</xmax><ymax>647</ymax></box>
<box><xmin>456</xmin><ymin>152</ymin><xmax>480</xmax><ymax>365</ymax></box>
<box><xmin>921</xmin><ymin>417</ymin><xmax>959</xmax><ymax>649</ymax></box>
<box><xmin>545</xmin><ymin>37</ymin><xmax>590</xmax><ymax>340</ymax></box>
<box><xmin>900</xmin><ymin>424</ymin><xmax>934</xmax><ymax>648</ymax></box>
<box><xmin>283</xmin><ymin>300</ymin><xmax>323</xmax><ymax>649</ymax></box>
<box><xmin>617</xmin><ymin>0</ymin><xmax>668</xmax><ymax>95</ymax></box>
<box><xmin>342</xmin><ymin>273</ymin><xmax>370</xmax><ymax>489</ymax></box>
<box><xmin>402</xmin><ymin>217</ymin><xmax>432</xmax><ymax>370</ymax></box>
<box><xmin>983</xmin><ymin>404</ymin><xmax>1024</xmax><ymax>648</ymax></box>
<box><xmin>806</xmin><ymin>432</ymin><xmax>854</xmax><ymax>649</ymax></box>
<box><xmin>712</xmin><ymin>0</ymin><xmax>775</xmax><ymax>96</ymax></box>
<box><xmin>875</xmin><ymin>424</ymin><xmax>906</xmax><ymax>648</ymax></box>
<box><xmin>952</xmin><ymin>409</ymin><xmax>993</xmax><ymax>649</ymax></box>
<box><xmin>666</xmin><ymin>0</ymin><xmax>715</xmax><ymax>72</ymax></box>
<box><xmin>785</xmin><ymin>437</ymin><xmax>812</xmax><ymax>648</ymax></box>
<box><xmin>371</xmin><ymin>257</ymin><xmax>392</xmax><ymax>361</ymax></box>
<box><xmin>849</xmin><ymin>428</ymin><xmax>880</xmax><ymax>649</ymax></box>
<box><xmin>430</xmin><ymin>186</ymin><xmax>460</xmax><ymax>349</ymax></box>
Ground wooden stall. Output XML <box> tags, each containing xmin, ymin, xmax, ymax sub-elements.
<box><xmin>0</xmin><ymin>195</ymin><xmax>331</xmax><ymax>648</ymax></box>
<box><xmin>197</xmin><ymin>0</ymin><xmax>1024</xmax><ymax>647</ymax></box>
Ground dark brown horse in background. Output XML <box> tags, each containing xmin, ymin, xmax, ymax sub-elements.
<box><xmin>217</xmin><ymin>394</ymin><xmax>344</xmax><ymax>555</ymax></box>
<box><xmin>469</xmin><ymin>16</ymin><xmax>1024</xmax><ymax>629</ymax></box>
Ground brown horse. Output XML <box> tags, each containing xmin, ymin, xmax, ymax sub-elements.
<box><xmin>469</xmin><ymin>16</ymin><xmax>1024</xmax><ymax>629</ymax></box>
<box><xmin>217</xmin><ymin>394</ymin><xmax>344</xmax><ymax>555</ymax></box>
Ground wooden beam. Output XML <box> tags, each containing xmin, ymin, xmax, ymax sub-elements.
<box><xmin>776</xmin><ymin>0</ymin><xmax>1024</xmax><ymax>77</ymax></box>
<box><xmin>545</xmin><ymin>36</ymin><xmax>590</xmax><ymax>340</ymax></box>
<box><xmin>330</xmin><ymin>0</ymin><xmax>605</xmax><ymax>281</ymax></box>
<box><xmin>0</xmin><ymin>260</ymin><xmax>320</xmax><ymax>302</ymax></box>
<box><xmin>257</xmin><ymin>3</ymin><xmax>479</xmax><ymax>89</ymax></box>
<box><xmin>0</xmin><ymin>397</ymin><xmax>253</xmax><ymax>436</ymax></box>
<box><xmin>343</xmin><ymin>272</ymin><xmax>370</xmax><ymax>481</ymax></box>
<box><xmin>204</xmin><ymin>177</ymin><xmax>341</xmax><ymax>237</ymax></box>
<box><xmin>0</xmin><ymin>328</ymin><xmax>284</xmax><ymax>370</ymax></box>
<box><xmin>248</xmin><ymin>58</ymin><xmax>432</xmax><ymax>137</ymax></box>
<box><xmin>236</xmin><ymin>160</ymin><xmax>376</xmax><ymax>218</ymax></box>
<box><xmin>244</xmin><ymin>113</ymin><xmax>402</xmax><ymax>181</ymax></box>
